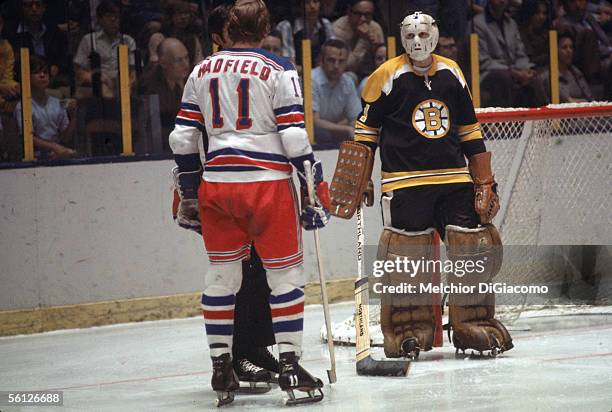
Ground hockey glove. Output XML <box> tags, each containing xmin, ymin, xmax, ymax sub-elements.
<box><xmin>294</xmin><ymin>158</ymin><xmax>331</xmax><ymax>230</ymax></box>
<box><xmin>301</xmin><ymin>180</ymin><xmax>331</xmax><ymax>230</ymax></box>
<box><xmin>468</xmin><ymin>152</ymin><xmax>500</xmax><ymax>224</ymax></box>
<box><xmin>172</xmin><ymin>166</ymin><xmax>202</xmax><ymax>234</ymax></box>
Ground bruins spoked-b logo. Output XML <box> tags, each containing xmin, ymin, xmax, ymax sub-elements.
<box><xmin>412</xmin><ymin>99</ymin><xmax>450</xmax><ymax>139</ymax></box>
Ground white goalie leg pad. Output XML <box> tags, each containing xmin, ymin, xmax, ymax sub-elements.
<box><xmin>266</xmin><ymin>266</ymin><xmax>305</xmax><ymax>356</ymax></box>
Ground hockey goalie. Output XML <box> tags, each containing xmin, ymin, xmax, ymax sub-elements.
<box><xmin>330</xmin><ymin>11</ymin><xmax>513</xmax><ymax>360</ymax></box>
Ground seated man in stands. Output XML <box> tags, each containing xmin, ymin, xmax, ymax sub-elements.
<box><xmin>472</xmin><ymin>0</ymin><xmax>538</xmax><ymax>107</ymax></box>
<box><xmin>14</xmin><ymin>55</ymin><xmax>77</xmax><ymax>159</ymax></box>
<box><xmin>312</xmin><ymin>39</ymin><xmax>362</xmax><ymax>144</ymax></box>
<box><xmin>139</xmin><ymin>38</ymin><xmax>190</xmax><ymax>152</ymax></box>
<box><xmin>73</xmin><ymin>0</ymin><xmax>136</xmax><ymax>98</ymax></box>
<box><xmin>332</xmin><ymin>0</ymin><xmax>384</xmax><ymax>80</ymax></box>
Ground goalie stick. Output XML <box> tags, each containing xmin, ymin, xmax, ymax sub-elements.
<box><xmin>304</xmin><ymin>160</ymin><xmax>337</xmax><ymax>384</ymax></box>
<box><xmin>354</xmin><ymin>206</ymin><xmax>410</xmax><ymax>376</ymax></box>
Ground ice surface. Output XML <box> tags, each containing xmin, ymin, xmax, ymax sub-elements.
<box><xmin>1</xmin><ymin>302</ymin><xmax>611</xmax><ymax>411</ymax></box>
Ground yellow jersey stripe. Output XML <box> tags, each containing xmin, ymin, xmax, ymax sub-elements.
<box><xmin>355</xmin><ymin>134</ymin><xmax>378</xmax><ymax>143</ymax></box>
<box><xmin>382</xmin><ymin>173</ymin><xmax>473</xmax><ymax>192</ymax></box>
<box><xmin>382</xmin><ymin>167</ymin><xmax>469</xmax><ymax>179</ymax></box>
<box><xmin>460</xmin><ymin>130</ymin><xmax>483</xmax><ymax>142</ymax></box>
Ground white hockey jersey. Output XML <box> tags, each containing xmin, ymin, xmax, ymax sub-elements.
<box><xmin>169</xmin><ymin>48</ymin><xmax>313</xmax><ymax>183</ymax></box>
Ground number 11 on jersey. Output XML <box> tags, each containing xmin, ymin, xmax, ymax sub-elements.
<box><xmin>209</xmin><ymin>77</ymin><xmax>253</xmax><ymax>130</ymax></box>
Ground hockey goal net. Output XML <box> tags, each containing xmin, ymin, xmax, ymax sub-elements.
<box><xmin>325</xmin><ymin>102</ymin><xmax>612</xmax><ymax>345</ymax></box>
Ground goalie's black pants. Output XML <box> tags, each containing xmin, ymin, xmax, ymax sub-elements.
<box><xmin>384</xmin><ymin>183</ymin><xmax>479</xmax><ymax>240</ymax></box>
<box><xmin>233</xmin><ymin>245</ymin><xmax>275</xmax><ymax>351</ymax></box>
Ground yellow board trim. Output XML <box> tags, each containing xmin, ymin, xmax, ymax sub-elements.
<box><xmin>470</xmin><ymin>33</ymin><xmax>481</xmax><ymax>108</ymax></box>
<box><xmin>20</xmin><ymin>49</ymin><xmax>35</xmax><ymax>161</ymax></box>
<box><xmin>0</xmin><ymin>279</ymin><xmax>354</xmax><ymax>337</ymax></box>
<box><xmin>118</xmin><ymin>44</ymin><xmax>134</xmax><ymax>156</ymax></box>
<box><xmin>302</xmin><ymin>39</ymin><xmax>314</xmax><ymax>144</ymax></box>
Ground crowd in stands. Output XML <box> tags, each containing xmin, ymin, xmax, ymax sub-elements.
<box><xmin>0</xmin><ymin>0</ymin><xmax>611</xmax><ymax>159</ymax></box>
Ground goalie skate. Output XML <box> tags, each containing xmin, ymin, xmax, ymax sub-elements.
<box><xmin>234</xmin><ymin>358</ymin><xmax>272</xmax><ymax>394</ymax></box>
<box><xmin>278</xmin><ymin>352</ymin><xmax>324</xmax><ymax>406</ymax></box>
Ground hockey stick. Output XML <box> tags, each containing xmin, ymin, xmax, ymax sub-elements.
<box><xmin>354</xmin><ymin>206</ymin><xmax>410</xmax><ymax>376</ymax></box>
<box><xmin>304</xmin><ymin>160</ymin><xmax>337</xmax><ymax>384</ymax></box>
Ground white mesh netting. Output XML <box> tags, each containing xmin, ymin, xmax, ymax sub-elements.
<box><xmin>324</xmin><ymin>102</ymin><xmax>612</xmax><ymax>345</ymax></box>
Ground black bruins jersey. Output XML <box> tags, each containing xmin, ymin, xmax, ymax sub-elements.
<box><xmin>354</xmin><ymin>53</ymin><xmax>486</xmax><ymax>193</ymax></box>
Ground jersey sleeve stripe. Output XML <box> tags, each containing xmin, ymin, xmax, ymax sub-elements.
<box><xmin>355</xmin><ymin>134</ymin><xmax>378</xmax><ymax>143</ymax></box>
<box><xmin>276</xmin><ymin>113</ymin><xmax>305</xmax><ymax>124</ymax></box>
<box><xmin>355</xmin><ymin>120</ymin><xmax>379</xmax><ymax>132</ymax></box>
<box><xmin>180</xmin><ymin>102</ymin><xmax>201</xmax><ymax>112</ymax></box>
<box><xmin>459</xmin><ymin>130</ymin><xmax>483</xmax><ymax>142</ymax></box>
<box><xmin>274</xmin><ymin>104</ymin><xmax>304</xmax><ymax>116</ymax></box>
<box><xmin>175</xmin><ymin>117</ymin><xmax>204</xmax><ymax>131</ymax></box>
<box><xmin>278</xmin><ymin>123</ymin><xmax>305</xmax><ymax>131</ymax></box>
<box><xmin>177</xmin><ymin>109</ymin><xmax>204</xmax><ymax>122</ymax></box>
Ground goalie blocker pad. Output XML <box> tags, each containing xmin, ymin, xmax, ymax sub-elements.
<box><xmin>329</xmin><ymin>141</ymin><xmax>374</xmax><ymax>219</ymax></box>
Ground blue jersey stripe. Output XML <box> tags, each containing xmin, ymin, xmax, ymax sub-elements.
<box><xmin>180</xmin><ymin>102</ymin><xmax>201</xmax><ymax>112</ymax></box>
<box><xmin>176</xmin><ymin>118</ymin><xmax>204</xmax><ymax>131</ymax></box>
<box><xmin>278</xmin><ymin>123</ymin><xmax>305</xmax><ymax>131</ymax></box>
<box><xmin>274</xmin><ymin>104</ymin><xmax>304</xmax><ymax>116</ymax></box>
<box><xmin>207</xmin><ymin>147</ymin><xmax>289</xmax><ymax>163</ymax></box>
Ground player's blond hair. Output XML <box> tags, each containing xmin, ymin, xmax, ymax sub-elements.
<box><xmin>227</xmin><ymin>0</ymin><xmax>270</xmax><ymax>44</ymax></box>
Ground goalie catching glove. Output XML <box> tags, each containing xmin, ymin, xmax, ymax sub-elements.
<box><xmin>294</xmin><ymin>157</ymin><xmax>331</xmax><ymax>231</ymax></box>
<box><xmin>468</xmin><ymin>151</ymin><xmax>500</xmax><ymax>224</ymax></box>
<box><xmin>172</xmin><ymin>166</ymin><xmax>202</xmax><ymax>234</ymax></box>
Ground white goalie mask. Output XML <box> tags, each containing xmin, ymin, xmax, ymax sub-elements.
<box><xmin>400</xmin><ymin>11</ymin><xmax>439</xmax><ymax>61</ymax></box>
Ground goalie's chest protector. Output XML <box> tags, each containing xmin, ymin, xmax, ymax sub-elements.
<box><xmin>359</xmin><ymin>54</ymin><xmax>480</xmax><ymax>189</ymax></box>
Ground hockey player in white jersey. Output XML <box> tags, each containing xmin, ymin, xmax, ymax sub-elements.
<box><xmin>169</xmin><ymin>0</ymin><xmax>330</xmax><ymax>406</ymax></box>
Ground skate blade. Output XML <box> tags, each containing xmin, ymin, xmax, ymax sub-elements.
<box><xmin>454</xmin><ymin>348</ymin><xmax>501</xmax><ymax>359</ymax></box>
<box><xmin>284</xmin><ymin>388</ymin><xmax>324</xmax><ymax>406</ymax></box>
<box><xmin>238</xmin><ymin>381</ymin><xmax>272</xmax><ymax>394</ymax></box>
<box><xmin>215</xmin><ymin>391</ymin><xmax>235</xmax><ymax>407</ymax></box>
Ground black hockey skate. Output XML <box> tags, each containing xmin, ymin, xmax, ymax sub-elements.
<box><xmin>247</xmin><ymin>346</ymin><xmax>280</xmax><ymax>383</ymax></box>
<box><xmin>278</xmin><ymin>352</ymin><xmax>324</xmax><ymax>406</ymax></box>
<box><xmin>211</xmin><ymin>354</ymin><xmax>240</xmax><ymax>407</ymax></box>
<box><xmin>400</xmin><ymin>337</ymin><xmax>420</xmax><ymax>360</ymax></box>
<box><xmin>233</xmin><ymin>358</ymin><xmax>272</xmax><ymax>394</ymax></box>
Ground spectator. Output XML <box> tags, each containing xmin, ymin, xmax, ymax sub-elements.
<box><xmin>518</xmin><ymin>0</ymin><xmax>555</xmax><ymax>70</ymax></box>
<box><xmin>14</xmin><ymin>55</ymin><xmax>77</xmax><ymax>160</ymax></box>
<box><xmin>276</xmin><ymin>0</ymin><xmax>335</xmax><ymax>67</ymax></box>
<box><xmin>556</xmin><ymin>0</ymin><xmax>611</xmax><ymax>81</ymax></box>
<box><xmin>0</xmin><ymin>13</ymin><xmax>20</xmax><ymax>113</ymax></box>
<box><xmin>73</xmin><ymin>0</ymin><xmax>137</xmax><ymax>98</ymax></box>
<box><xmin>435</xmin><ymin>34</ymin><xmax>458</xmax><ymax>61</ymax></box>
<box><xmin>139</xmin><ymin>38</ymin><xmax>189</xmax><ymax>151</ymax></box>
<box><xmin>535</xmin><ymin>31</ymin><xmax>593</xmax><ymax>103</ymax></box>
<box><xmin>148</xmin><ymin>0</ymin><xmax>203</xmax><ymax>67</ymax></box>
<box><xmin>312</xmin><ymin>39</ymin><xmax>362</xmax><ymax>144</ymax></box>
<box><xmin>332</xmin><ymin>0</ymin><xmax>384</xmax><ymax>79</ymax></box>
<box><xmin>358</xmin><ymin>42</ymin><xmax>385</xmax><ymax>93</ymax></box>
<box><xmin>472</xmin><ymin>0</ymin><xmax>538</xmax><ymax>107</ymax></box>
<box><xmin>7</xmin><ymin>0</ymin><xmax>70</xmax><ymax>88</ymax></box>
<box><xmin>261</xmin><ymin>29</ymin><xmax>283</xmax><ymax>56</ymax></box>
